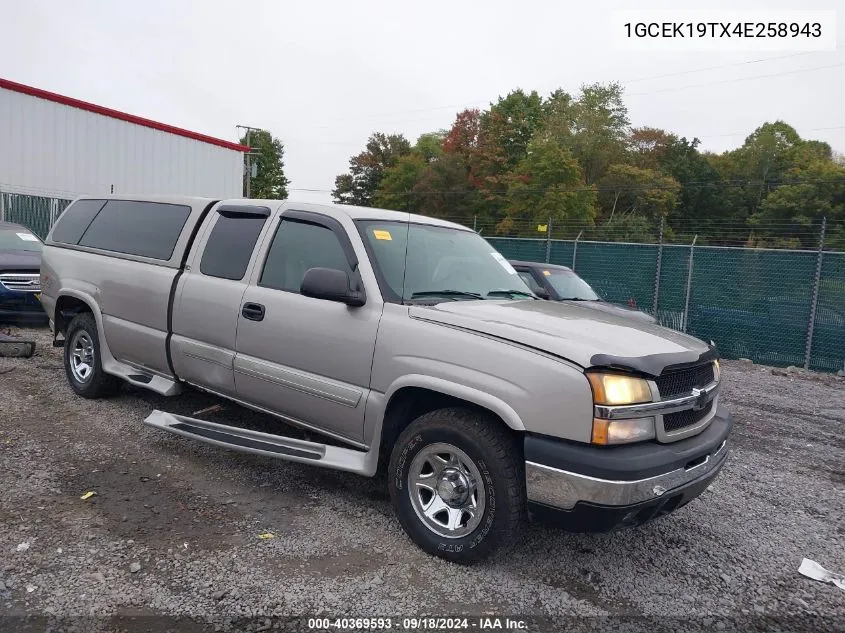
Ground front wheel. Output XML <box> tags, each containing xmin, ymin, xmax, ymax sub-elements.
<box><xmin>388</xmin><ymin>407</ymin><xmax>525</xmax><ymax>563</ymax></box>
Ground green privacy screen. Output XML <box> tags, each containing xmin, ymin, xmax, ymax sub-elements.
<box><xmin>487</xmin><ymin>237</ymin><xmax>844</xmax><ymax>373</ymax></box>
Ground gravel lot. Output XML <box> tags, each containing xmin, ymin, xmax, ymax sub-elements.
<box><xmin>1</xmin><ymin>326</ymin><xmax>843</xmax><ymax>632</ymax></box>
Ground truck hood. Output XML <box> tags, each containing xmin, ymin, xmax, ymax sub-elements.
<box><xmin>562</xmin><ymin>299</ymin><xmax>656</xmax><ymax>323</ymax></box>
<box><xmin>0</xmin><ymin>249</ymin><xmax>42</xmax><ymax>272</ymax></box>
<box><xmin>409</xmin><ymin>299</ymin><xmax>713</xmax><ymax>376</ymax></box>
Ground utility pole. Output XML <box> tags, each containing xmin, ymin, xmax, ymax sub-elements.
<box><xmin>236</xmin><ymin>125</ymin><xmax>263</xmax><ymax>198</ymax></box>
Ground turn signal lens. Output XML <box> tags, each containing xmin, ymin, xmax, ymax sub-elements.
<box><xmin>592</xmin><ymin>417</ymin><xmax>656</xmax><ymax>445</ymax></box>
<box><xmin>587</xmin><ymin>372</ymin><xmax>652</xmax><ymax>405</ymax></box>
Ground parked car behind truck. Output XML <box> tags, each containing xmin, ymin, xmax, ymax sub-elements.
<box><xmin>0</xmin><ymin>221</ymin><xmax>47</xmax><ymax>325</ymax></box>
<box><xmin>40</xmin><ymin>196</ymin><xmax>732</xmax><ymax>562</ymax></box>
<box><xmin>509</xmin><ymin>259</ymin><xmax>657</xmax><ymax>324</ymax></box>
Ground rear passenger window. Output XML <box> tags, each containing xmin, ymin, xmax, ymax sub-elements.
<box><xmin>200</xmin><ymin>213</ymin><xmax>267</xmax><ymax>280</ymax></box>
<box><xmin>259</xmin><ymin>219</ymin><xmax>352</xmax><ymax>293</ymax></box>
<box><xmin>50</xmin><ymin>199</ymin><xmax>106</xmax><ymax>245</ymax></box>
<box><xmin>78</xmin><ymin>200</ymin><xmax>191</xmax><ymax>260</ymax></box>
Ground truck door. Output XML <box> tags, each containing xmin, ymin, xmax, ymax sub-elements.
<box><xmin>234</xmin><ymin>210</ymin><xmax>381</xmax><ymax>445</ymax></box>
<box><xmin>170</xmin><ymin>204</ymin><xmax>271</xmax><ymax>398</ymax></box>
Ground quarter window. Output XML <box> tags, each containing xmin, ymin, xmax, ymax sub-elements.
<box><xmin>259</xmin><ymin>219</ymin><xmax>352</xmax><ymax>293</ymax></box>
<box><xmin>200</xmin><ymin>213</ymin><xmax>267</xmax><ymax>280</ymax></box>
<box><xmin>518</xmin><ymin>271</ymin><xmax>544</xmax><ymax>294</ymax></box>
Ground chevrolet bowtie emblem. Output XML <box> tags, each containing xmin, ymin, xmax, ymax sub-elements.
<box><xmin>691</xmin><ymin>387</ymin><xmax>706</xmax><ymax>411</ymax></box>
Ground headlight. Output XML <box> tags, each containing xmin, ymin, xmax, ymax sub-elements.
<box><xmin>586</xmin><ymin>372</ymin><xmax>652</xmax><ymax>405</ymax></box>
<box><xmin>712</xmin><ymin>359</ymin><xmax>721</xmax><ymax>382</ymax></box>
<box><xmin>592</xmin><ymin>417</ymin><xmax>656</xmax><ymax>445</ymax></box>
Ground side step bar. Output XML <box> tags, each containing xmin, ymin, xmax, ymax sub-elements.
<box><xmin>143</xmin><ymin>410</ymin><xmax>372</xmax><ymax>475</ymax></box>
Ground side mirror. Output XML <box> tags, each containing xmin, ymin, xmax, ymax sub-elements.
<box><xmin>534</xmin><ymin>288</ymin><xmax>550</xmax><ymax>300</ymax></box>
<box><xmin>300</xmin><ymin>267</ymin><xmax>365</xmax><ymax>307</ymax></box>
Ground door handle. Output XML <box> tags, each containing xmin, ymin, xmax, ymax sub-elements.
<box><xmin>241</xmin><ymin>302</ymin><xmax>265</xmax><ymax>322</ymax></box>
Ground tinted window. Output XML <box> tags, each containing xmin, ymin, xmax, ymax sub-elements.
<box><xmin>50</xmin><ymin>199</ymin><xmax>106</xmax><ymax>245</ymax></box>
<box><xmin>200</xmin><ymin>214</ymin><xmax>267</xmax><ymax>280</ymax></box>
<box><xmin>79</xmin><ymin>200</ymin><xmax>191</xmax><ymax>260</ymax></box>
<box><xmin>259</xmin><ymin>220</ymin><xmax>352</xmax><ymax>293</ymax></box>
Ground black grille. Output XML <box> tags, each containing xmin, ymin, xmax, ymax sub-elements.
<box><xmin>663</xmin><ymin>401</ymin><xmax>714</xmax><ymax>432</ymax></box>
<box><xmin>655</xmin><ymin>363</ymin><xmax>715</xmax><ymax>399</ymax></box>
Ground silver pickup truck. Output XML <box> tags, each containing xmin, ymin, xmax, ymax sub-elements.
<box><xmin>39</xmin><ymin>195</ymin><xmax>732</xmax><ymax>562</ymax></box>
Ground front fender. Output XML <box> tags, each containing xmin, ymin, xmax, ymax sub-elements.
<box><xmin>383</xmin><ymin>373</ymin><xmax>525</xmax><ymax>431</ymax></box>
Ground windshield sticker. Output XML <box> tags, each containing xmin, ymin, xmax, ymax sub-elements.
<box><xmin>373</xmin><ymin>229</ymin><xmax>393</xmax><ymax>241</ymax></box>
<box><xmin>16</xmin><ymin>232</ymin><xmax>39</xmax><ymax>242</ymax></box>
<box><xmin>490</xmin><ymin>251</ymin><xmax>517</xmax><ymax>275</ymax></box>
<box><xmin>542</xmin><ymin>270</ymin><xmax>551</xmax><ymax>276</ymax></box>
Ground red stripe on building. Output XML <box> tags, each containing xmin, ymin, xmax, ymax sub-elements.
<box><xmin>0</xmin><ymin>77</ymin><xmax>250</xmax><ymax>153</ymax></box>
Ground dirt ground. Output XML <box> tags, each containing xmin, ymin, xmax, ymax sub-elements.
<box><xmin>1</xmin><ymin>326</ymin><xmax>843</xmax><ymax>633</ymax></box>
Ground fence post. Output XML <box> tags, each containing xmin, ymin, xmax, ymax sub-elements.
<box><xmin>682</xmin><ymin>234</ymin><xmax>697</xmax><ymax>333</ymax></box>
<box><xmin>572</xmin><ymin>230</ymin><xmax>583</xmax><ymax>271</ymax></box>
<box><xmin>473</xmin><ymin>215</ymin><xmax>477</xmax><ymax>232</ymax></box>
<box><xmin>652</xmin><ymin>217</ymin><xmax>664</xmax><ymax>316</ymax></box>
<box><xmin>0</xmin><ymin>191</ymin><xmax>4</xmax><ymax>223</ymax></box>
<box><xmin>804</xmin><ymin>217</ymin><xmax>827</xmax><ymax>370</ymax></box>
<box><xmin>545</xmin><ymin>218</ymin><xmax>552</xmax><ymax>263</ymax></box>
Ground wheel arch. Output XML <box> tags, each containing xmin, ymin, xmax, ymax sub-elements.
<box><xmin>376</xmin><ymin>376</ymin><xmax>525</xmax><ymax>474</ymax></box>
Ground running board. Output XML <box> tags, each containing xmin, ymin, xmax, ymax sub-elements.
<box><xmin>143</xmin><ymin>410</ymin><xmax>372</xmax><ymax>475</ymax></box>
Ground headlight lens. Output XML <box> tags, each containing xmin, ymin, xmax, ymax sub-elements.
<box><xmin>713</xmin><ymin>359</ymin><xmax>721</xmax><ymax>382</ymax></box>
<box><xmin>587</xmin><ymin>372</ymin><xmax>652</xmax><ymax>405</ymax></box>
<box><xmin>592</xmin><ymin>417</ymin><xmax>656</xmax><ymax>445</ymax></box>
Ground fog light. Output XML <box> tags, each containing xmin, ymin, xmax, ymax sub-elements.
<box><xmin>592</xmin><ymin>417</ymin><xmax>656</xmax><ymax>445</ymax></box>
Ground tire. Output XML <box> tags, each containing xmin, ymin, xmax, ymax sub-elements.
<box><xmin>388</xmin><ymin>407</ymin><xmax>525</xmax><ymax>563</ymax></box>
<box><xmin>64</xmin><ymin>312</ymin><xmax>121</xmax><ymax>399</ymax></box>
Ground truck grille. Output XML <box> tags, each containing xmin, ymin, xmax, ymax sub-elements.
<box><xmin>663</xmin><ymin>401</ymin><xmax>714</xmax><ymax>432</ymax></box>
<box><xmin>655</xmin><ymin>362</ymin><xmax>715</xmax><ymax>399</ymax></box>
<box><xmin>0</xmin><ymin>273</ymin><xmax>41</xmax><ymax>293</ymax></box>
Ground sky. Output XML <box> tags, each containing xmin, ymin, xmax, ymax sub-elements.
<box><xmin>1</xmin><ymin>0</ymin><xmax>843</xmax><ymax>204</ymax></box>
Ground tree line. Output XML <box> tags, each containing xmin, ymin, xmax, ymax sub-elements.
<box><xmin>331</xmin><ymin>83</ymin><xmax>844</xmax><ymax>249</ymax></box>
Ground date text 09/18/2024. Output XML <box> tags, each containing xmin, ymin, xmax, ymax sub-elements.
<box><xmin>307</xmin><ymin>617</ymin><xmax>528</xmax><ymax>630</ymax></box>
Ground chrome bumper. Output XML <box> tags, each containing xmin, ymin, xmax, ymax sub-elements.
<box><xmin>525</xmin><ymin>438</ymin><xmax>728</xmax><ymax>510</ymax></box>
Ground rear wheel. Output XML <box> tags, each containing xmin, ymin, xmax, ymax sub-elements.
<box><xmin>388</xmin><ymin>407</ymin><xmax>525</xmax><ymax>563</ymax></box>
<box><xmin>64</xmin><ymin>313</ymin><xmax>120</xmax><ymax>399</ymax></box>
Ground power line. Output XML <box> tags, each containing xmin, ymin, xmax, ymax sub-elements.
<box><xmin>627</xmin><ymin>62</ymin><xmax>845</xmax><ymax>96</ymax></box>
<box><xmin>291</xmin><ymin>176</ymin><xmax>845</xmax><ymax>197</ymax></box>
<box><xmin>310</xmin><ymin>49</ymin><xmax>844</xmax><ymax>127</ymax></box>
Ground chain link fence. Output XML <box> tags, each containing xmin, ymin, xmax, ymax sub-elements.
<box><xmin>2</xmin><ymin>188</ymin><xmax>843</xmax><ymax>372</ymax></box>
<box><xmin>486</xmin><ymin>218</ymin><xmax>842</xmax><ymax>373</ymax></box>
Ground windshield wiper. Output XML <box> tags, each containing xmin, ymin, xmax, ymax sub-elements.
<box><xmin>487</xmin><ymin>290</ymin><xmax>537</xmax><ymax>299</ymax></box>
<box><xmin>409</xmin><ymin>290</ymin><xmax>485</xmax><ymax>301</ymax></box>
<box><xmin>560</xmin><ymin>297</ymin><xmax>598</xmax><ymax>301</ymax></box>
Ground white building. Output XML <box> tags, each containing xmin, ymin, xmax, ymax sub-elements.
<box><xmin>0</xmin><ymin>77</ymin><xmax>247</xmax><ymax>200</ymax></box>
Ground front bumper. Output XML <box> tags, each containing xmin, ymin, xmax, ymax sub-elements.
<box><xmin>524</xmin><ymin>405</ymin><xmax>732</xmax><ymax>531</ymax></box>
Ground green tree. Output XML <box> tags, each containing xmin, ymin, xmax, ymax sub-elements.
<box><xmin>629</xmin><ymin>127</ymin><xmax>676</xmax><ymax>170</ymax></box>
<box><xmin>752</xmin><ymin>159</ymin><xmax>845</xmax><ymax>248</ymax></box>
<box><xmin>500</xmin><ymin>139</ymin><xmax>596</xmax><ymax>235</ymax></box>
<box><xmin>372</xmin><ymin>153</ymin><xmax>427</xmax><ymax>213</ymax></box>
<box><xmin>569</xmin><ymin>82</ymin><xmax>630</xmax><ymax>184</ymax></box>
<box><xmin>597</xmin><ymin>164</ymin><xmax>680</xmax><ymax>223</ymax></box>
<box><xmin>332</xmin><ymin>132</ymin><xmax>412</xmax><ymax>206</ymax></box>
<box><xmin>239</xmin><ymin>129</ymin><xmax>290</xmax><ymax>199</ymax></box>
<box><xmin>414</xmin><ymin>153</ymin><xmax>479</xmax><ymax>224</ymax></box>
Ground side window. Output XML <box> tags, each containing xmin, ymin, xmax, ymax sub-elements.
<box><xmin>518</xmin><ymin>271</ymin><xmax>543</xmax><ymax>294</ymax></box>
<box><xmin>50</xmin><ymin>199</ymin><xmax>106</xmax><ymax>245</ymax></box>
<box><xmin>200</xmin><ymin>213</ymin><xmax>267</xmax><ymax>280</ymax></box>
<box><xmin>78</xmin><ymin>200</ymin><xmax>191</xmax><ymax>260</ymax></box>
<box><xmin>259</xmin><ymin>219</ymin><xmax>352</xmax><ymax>293</ymax></box>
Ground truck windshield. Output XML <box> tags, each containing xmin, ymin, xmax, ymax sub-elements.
<box><xmin>0</xmin><ymin>230</ymin><xmax>43</xmax><ymax>252</ymax></box>
<box><xmin>357</xmin><ymin>220</ymin><xmax>535</xmax><ymax>303</ymax></box>
<box><xmin>543</xmin><ymin>269</ymin><xmax>600</xmax><ymax>301</ymax></box>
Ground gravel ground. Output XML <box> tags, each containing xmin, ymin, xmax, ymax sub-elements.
<box><xmin>1</xmin><ymin>327</ymin><xmax>843</xmax><ymax>633</ymax></box>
